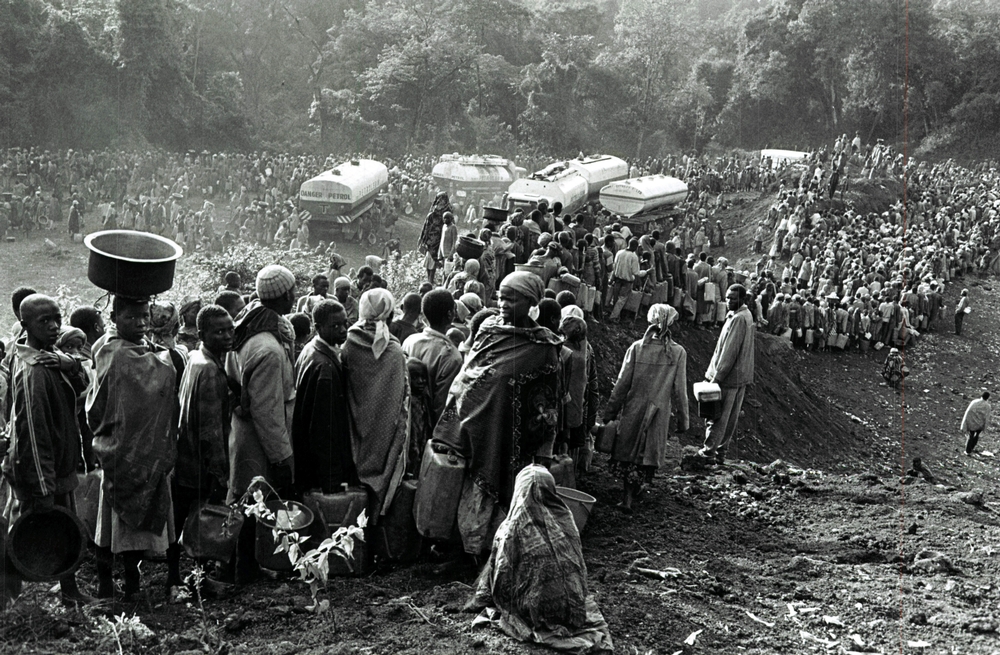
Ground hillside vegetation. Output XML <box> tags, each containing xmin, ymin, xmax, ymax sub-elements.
<box><xmin>4</xmin><ymin>0</ymin><xmax>1000</xmax><ymax>161</ymax></box>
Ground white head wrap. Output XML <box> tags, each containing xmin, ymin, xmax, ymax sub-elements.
<box><xmin>560</xmin><ymin>304</ymin><xmax>584</xmax><ymax>321</ymax></box>
<box><xmin>359</xmin><ymin>288</ymin><xmax>395</xmax><ymax>360</ymax></box>
<box><xmin>647</xmin><ymin>303</ymin><xmax>678</xmax><ymax>332</ymax></box>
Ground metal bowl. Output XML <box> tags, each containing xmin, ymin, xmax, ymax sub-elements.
<box><xmin>85</xmin><ymin>230</ymin><xmax>183</xmax><ymax>298</ymax></box>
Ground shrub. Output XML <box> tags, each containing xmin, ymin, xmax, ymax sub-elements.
<box><xmin>172</xmin><ymin>244</ymin><xmax>428</xmax><ymax>308</ymax></box>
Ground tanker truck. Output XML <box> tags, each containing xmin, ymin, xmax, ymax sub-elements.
<box><xmin>504</xmin><ymin>154</ymin><xmax>628</xmax><ymax>215</ymax></box>
<box><xmin>599</xmin><ymin>174</ymin><xmax>689</xmax><ymax>235</ymax></box>
<box><xmin>760</xmin><ymin>149</ymin><xmax>810</xmax><ymax>168</ymax></box>
<box><xmin>298</xmin><ymin>158</ymin><xmax>389</xmax><ymax>243</ymax></box>
<box><xmin>432</xmin><ymin>154</ymin><xmax>521</xmax><ymax>209</ymax></box>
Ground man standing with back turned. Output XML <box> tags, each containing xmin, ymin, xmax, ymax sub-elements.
<box><xmin>699</xmin><ymin>284</ymin><xmax>755</xmax><ymax>465</ymax></box>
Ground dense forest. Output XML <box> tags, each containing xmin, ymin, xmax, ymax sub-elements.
<box><xmin>1</xmin><ymin>0</ymin><xmax>998</xmax><ymax>160</ymax></box>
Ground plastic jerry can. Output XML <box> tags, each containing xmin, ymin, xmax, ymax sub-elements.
<box><xmin>372</xmin><ymin>479</ymin><xmax>421</xmax><ymax>563</ymax></box>
<box><xmin>548</xmin><ymin>454</ymin><xmax>576</xmax><ymax>489</ymax></box>
<box><xmin>577</xmin><ymin>436</ymin><xmax>594</xmax><ymax>474</ymax></box>
<box><xmin>693</xmin><ymin>381</ymin><xmax>723</xmax><ymax>421</ymax></box>
<box><xmin>302</xmin><ymin>484</ymin><xmax>370</xmax><ymax>576</ymax></box>
<box><xmin>414</xmin><ymin>441</ymin><xmax>466</xmax><ymax>540</ymax></box>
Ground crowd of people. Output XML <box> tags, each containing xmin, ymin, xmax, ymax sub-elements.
<box><xmin>0</xmin><ymin>134</ymin><xmax>994</xmax><ymax>650</ymax></box>
<box><xmin>0</xmin><ymin>148</ymin><xmax>449</xmax><ymax>252</ymax></box>
<box><xmin>737</xmin><ymin>145</ymin><xmax>998</xmax><ymax>368</ymax></box>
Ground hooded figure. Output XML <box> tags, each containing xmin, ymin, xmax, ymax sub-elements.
<box><xmin>467</xmin><ymin>465</ymin><xmax>613</xmax><ymax>653</ymax></box>
<box><xmin>602</xmin><ymin>304</ymin><xmax>689</xmax><ymax>512</ymax></box>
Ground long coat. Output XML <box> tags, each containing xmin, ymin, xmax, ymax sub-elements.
<box><xmin>292</xmin><ymin>337</ymin><xmax>357</xmax><ymax>492</ymax></box>
<box><xmin>226</xmin><ymin>328</ymin><xmax>295</xmax><ymax>502</ymax></box>
<box><xmin>604</xmin><ymin>332</ymin><xmax>689</xmax><ymax>469</ymax></box>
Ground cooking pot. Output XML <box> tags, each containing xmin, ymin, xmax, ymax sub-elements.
<box><xmin>482</xmin><ymin>206</ymin><xmax>507</xmax><ymax>223</ymax></box>
<box><xmin>85</xmin><ymin>230</ymin><xmax>183</xmax><ymax>298</ymax></box>
<box><xmin>7</xmin><ymin>506</ymin><xmax>88</xmax><ymax>582</ymax></box>
<box><xmin>456</xmin><ymin>235</ymin><xmax>485</xmax><ymax>260</ymax></box>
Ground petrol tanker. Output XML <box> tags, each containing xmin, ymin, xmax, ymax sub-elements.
<box><xmin>599</xmin><ymin>175</ymin><xmax>689</xmax><ymax>217</ymax></box>
<box><xmin>504</xmin><ymin>154</ymin><xmax>628</xmax><ymax>214</ymax></box>
<box><xmin>600</xmin><ymin>175</ymin><xmax>689</xmax><ymax>235</ymax></box>
<box><xmin>432</xmin><ymin>154</ymin><xmax>520</xmax><ymax>206</ymax></box>
<box><xmin>298</xmin><ymin>159</ymin><xmax>389</xmax><ymax>240</ymax></box>
<box><xmin>760</xmin><ymin>149</ymin><xmax>810</xmax><ymax>168</ymax></box>
<box><xmin>567</xmin><ymin>155</ymin><xmax>629</xmax><ymax>201</ymax></box>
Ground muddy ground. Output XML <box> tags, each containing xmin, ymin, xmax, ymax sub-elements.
<box><xmin>2</xmin><ymin>179</ymin><xmax>998</xmax><ymax>655</ymax></box>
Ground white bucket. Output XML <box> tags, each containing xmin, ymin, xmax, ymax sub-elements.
<box><xmin>556</xmin><ymin>487</ymin><xmax>596</xmax><ymax>533</ymax></box>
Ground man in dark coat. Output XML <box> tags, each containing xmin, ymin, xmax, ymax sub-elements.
<box><xmin>292</xmin><ymin>299</ymin><xmax>357</xmax><ymax>492</ymax></box>
<box><xmin>167</xmin><ymin>304</ymin><xmax>234</xmax><ymax>591</ymax></box>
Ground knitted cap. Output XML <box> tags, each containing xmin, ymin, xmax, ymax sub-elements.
<box><xmin>256</xmin><ymin>265</ymin><xmax>296</xmax><ymax>300</ymax></box>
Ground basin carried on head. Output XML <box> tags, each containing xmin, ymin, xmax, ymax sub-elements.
<box><xmin>85</xmin><ymin>230</ymin><xmax>183</xmax><ymax>298</ymax></box>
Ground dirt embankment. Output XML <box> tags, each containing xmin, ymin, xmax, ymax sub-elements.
<box><xmin>589</xmin><ymin>318</ymin><xmax>888</xmax><ymax>472</ymax></box>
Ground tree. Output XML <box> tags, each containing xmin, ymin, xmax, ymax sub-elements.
<box><xmin>594</xmin><ymin>0</ymin><xmax>698</xmax><ymax>157</ymax></box>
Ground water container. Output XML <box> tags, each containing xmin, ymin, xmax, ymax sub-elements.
<box><xmin>73</xmin><ymin>470</ymin><xmax>102</xmax><ymax>541</ymax></box>
<box><xmin>414</xmin><ymin>441</ymin><xmax>466</xmax><ymax>540</ymax></box>
<box><xmin>577</xmin><ymin>436</ymin><xmax>594</xmax><ymax>474</ymax></box>
<box><xmin>549</xmin><ymin>454</ymin><xmax>576</xmax><ymax>489</ymax></box>
<box><xmin>372</xmin><ymin>479</ymin><xmax>421</xmax><ymax>563</ymax></box>
<box><xmin>302</xmin><ymin>484</ymin><xmax>370</xmax><ymax>576</ymax></box>
<box><xmin>556</xmin><ymin>487</ymin><xmax>596</xmax><ymax>533</ymax></box>
<box><xmin>255</xmin><ymin>500</ymin><xmax>314</xmax><ymax>572</ymax></box>
<box><xmin>693</xmin><ymin>381</ymin><xmax>723</xmax><ymax>421</ymax></box>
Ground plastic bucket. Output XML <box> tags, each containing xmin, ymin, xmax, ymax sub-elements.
<box><xmin>555</xmin><ymin>487</ymin><xmax>596</xmax><ymax>534</ymax></box>
<box><xmin>255</xmin><ymin>500</ymin><xmax>314</xmax><ymax>572</ymax></box>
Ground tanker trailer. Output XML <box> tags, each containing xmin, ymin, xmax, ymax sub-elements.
<box><xmin>298</xmin><ymin>158</ymin><xmax>389</xmax><ymax>242</ymax></box>
<box><xmin>505</xmin><ymin>161</ymin><xmax>589</xmax><ymax>214</ymax></box>
<box><xmin>600</xmin><ymin>175</ymin><xmax>689</xmax><ymax>235</ymax></box>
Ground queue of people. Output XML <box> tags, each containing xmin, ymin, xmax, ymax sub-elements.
<box><xmin>1</xmin><ymin>133</ymin><xmax>992</xmax><ymax>650</ymax></box>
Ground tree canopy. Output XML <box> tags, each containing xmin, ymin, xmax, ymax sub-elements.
<box><xmin>1</xmin><ymin>0</ymin><xmax>998</xmax><ymax>160</ymax></box>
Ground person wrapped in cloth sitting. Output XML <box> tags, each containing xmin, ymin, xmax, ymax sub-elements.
<box><xmin>433</xmin><ymin>271</ymin><xmax>563</xmax><ymax>557</ymax></box>
<box><xmin>465</xmin><ymin>465</ymin><xmax>613</xmax><ymax>653</ymax></box>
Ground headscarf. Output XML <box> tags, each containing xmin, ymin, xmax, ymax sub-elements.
<box><xmin>148</xmin><ymin>301</ymin><xmax>180</xmax><ymax>338</ymax></box>
<box><xmin>459</xmin><ymin>292</ymin><xmax>483</xmax><ymax>314</ymax></box>
<box><xmin>432</xmin><ymin>191</ymin><xmax>451</xmax><ymax>214</ymax></box>
<box><xmin>499</xmin><ymin>271</ymin><xmax>544</xmax><ymax>305</ymax></box>
<box><xmin>464</xmin><ymin>258</ymin><xmax>481</xmax><ymax>276</ymax></box>
<box><xmin>333</xmin><ymin>276</ymin><xmax>352</xmax><ymax>291</ymax></box>
<box><xmin>55</xmin><ymin>326</ymin><xmax>87</xmax><ymax>350</ymax></box>
<box><xmin>359</xmin><ymin>288</ymin><xmax>395</xmax><ymax>360</ymax></box>
<box><xmin>560</xmin><ymin>304</ymin><xmax>584</xmax><ymax>321</ymax></box>
<box><xmin>647</xmin><ymin>303</ymin><xmax>678</xmax><ymax>332</ymax></box>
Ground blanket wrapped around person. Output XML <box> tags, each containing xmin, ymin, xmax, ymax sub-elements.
<box><xmin>87</xmin><ymin>328</ymin><xmax>177</xmax><ymax>539</ymax></box>
<box><xmin>342</xmin><ymin>288</ymin><xmax>410</xmax><ymax>521</ymax></box>
<box><xmin>434</xmin><ymin>312</ymin><xmax>562</xmax><ymax>555</ymax></box>
<box><xmin>467</xmin><ymin>465</ymin><xmax>613</xmax><ymax>654</ymax></box>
